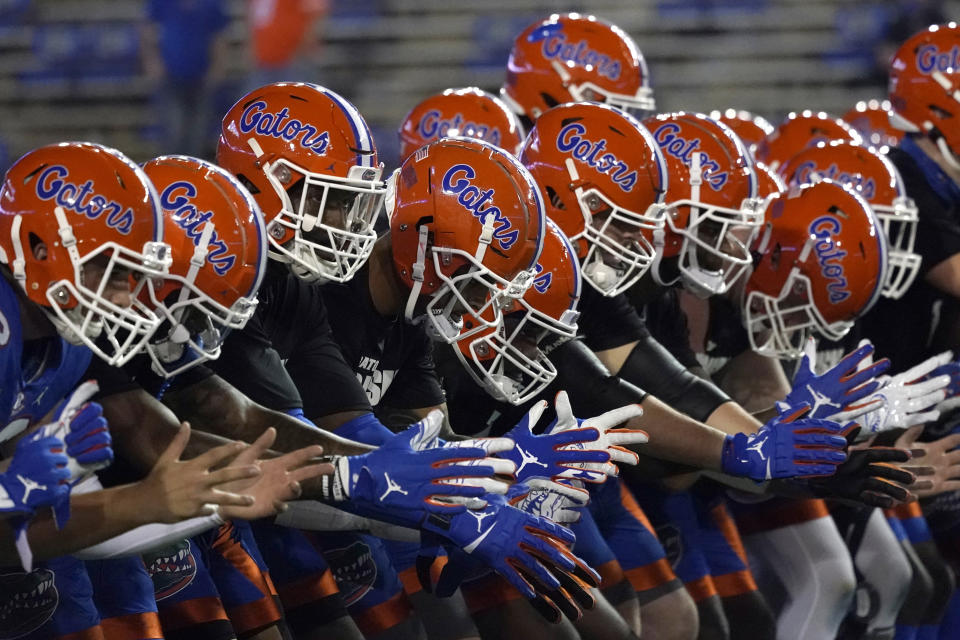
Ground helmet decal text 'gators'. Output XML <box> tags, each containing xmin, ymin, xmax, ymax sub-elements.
<box><xmin>442</xmin><ymin>163</ymin><xmax>519</xmax><ymax>250</ymax></box>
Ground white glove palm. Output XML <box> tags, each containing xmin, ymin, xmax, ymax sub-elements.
<box><xmin>507</xmin><ymin>478</ymin><xmax>588</xmax><ymax>524</ymax></box>
<box><xmin>837</xmin><ymin>341</ymin><xmax>951</xmax><ymax>435</ymax></box>
<box><xmin>548</xmin><ymin>390</ymin><xmax>648</xmax><ymax>476</ymax></box>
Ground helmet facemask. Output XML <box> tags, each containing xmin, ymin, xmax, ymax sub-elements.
<box><xmin>142</xmin><ymin>221</ymin><xmax>258</xmax><ymax>377</ymax></box>
<box><xmin>659</xmin><ymin>155</ymin><xmax>764</xmax><ymax>298</ymax></box>
<box><xmin>260</xmin><ymin>152</ymin><xmax>385</xmax><ymax>283</ymax></box>
<box><xmin>145</xmin><ymin>305</ymin><xmax>226</xmax><ymax>378</ymax></box>
<box><xmin>549</xmin><ymin>60</ymin><xmax>656</xmax><ymax>118</ymax></box>
<box><xmin>744</xmin><ymin>262</ymin><xmax>852</xmax><ymax>360</ymax></box>
<box><xmin>456</xmin><ymin>299</ymin><xmax>579</xmax><ymax>405</ymax></box>
<box><xmin>873</xmin><ymin>196</ymin><xmax>921</xmax><ymax>298</ymax></box>
<box><xmin>419</xmin><ymin>244</ymin><xmax>532</xmax><ymax>346</ymax></box>
<box><xmin>31</xmin><ymin>209</ymin><xmax>172</xmax><ymax>366</ymax></box>
<box><xmin>565</xmin><ymin>158</ymin><xmax>666</xmax><ymax>296</ymax></box>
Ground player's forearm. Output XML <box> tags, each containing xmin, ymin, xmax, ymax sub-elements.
<box><xmin>704</xmin><ymin>400</ymin><xmax>763</xmax><ymax>435</ymax></box>
<box><xmin>254</xmin><ymin>407</ymin><xmax>374</xmax><ymax>456</ymax></box>
<box><xmin>0</xmin><ymin>484</ymin><xmax>152</xmax><ymax>564</ymax></box>
<box><xmin>163</xmin><ymin>375</ymin><xmax>372</xmax><ymax>456</ymax></box>
<box><xmin>637</xmin><ymin>395</ymin><xmax>727</xmax><ymax>471</ymax></box>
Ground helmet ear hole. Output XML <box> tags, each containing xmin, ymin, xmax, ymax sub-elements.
<box><xmin>28</xmin><ymin>233</ymin><xmax>46</xmax><ymax>260</ymax></box>
<box><xmin>385</xmin><ymin>168</ymin><xmax>400</xmax><ymax>218</ymax></box>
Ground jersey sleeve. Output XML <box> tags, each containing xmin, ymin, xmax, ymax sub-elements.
<box><xmin>377</xmin><ymin>327</ymin><xmax>446</xmax><ymax>411</ymax></box>
<box><xmin>577</xmin><ymin>289</ymin><xmax>651</xmax><ymax>352</ymax></box>
<box><xmin>210</xmin><ymin>312</ymin><xmax>305</xmax><ymax>413</ymax></box>
<box><xmin>642</xmin><ymin>289</ymin><xmax>702</xmax><ymax>370</ymax></box>
<box><xmin>282</xmin><ymin>296</ymin><xmax>373</xmax><ymax>418</ymax></box>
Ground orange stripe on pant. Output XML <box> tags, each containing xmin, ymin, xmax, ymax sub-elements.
<box><xmin>54</xmin><ymin>628</ymin><xmax>106</xmax><ymax>640</ymax></box>
<box><xmin>888</xmin><ymin>500</ymin><xmax>923</xmax><ymax>521</ymax></box>
<box><xmin>596</xmin><ymin>559</ymin><xmax>626</xmax><ymax>589</ymax></box>
<box><xmin>278</xmin><ymin>568</ymin><xmax>340</xmax><ymax>610</ymax></box>
<box><xmin>733</xmin><ymin>498</ymin><xmax>830</xmax><ymax>537</ymax></box>
<box><xmin>212</xmin><ymin>524</ymin><xmax>282</xmax><ymax>633</ymax></box>
<box><xmin>684</xmin><ymin>575</ymin><xmax>718</xmax><ymax>603</ymax></box>
<box><xmin>624</xmin><ymin>558</ymin><xmax>676</xmax><ymax>593</ymax></box>
<box><xmin>709</xmin><ymin>502</ymin><xmax>758</xmax><ymax>597</ymax></box>
<box><xmin>351</xmin><ymin>591</ymin><xmax>415</xmax><ymax>635</ymax></box>
<box><xmin>159</xmin><ymin>596</ymin><xmax>230</xmax><ymax>631</ymax></box>
<box><xmin>619</xmin><ymin>482</ymin><xmax>657</xmax><ymax>535</ymax></box>
<box><xmin>398</xmin><ymin>556</ymin><xmax>449</xmax><ymax>596</ymax></box>
<box><xmin>98</xmin><ymin>612</ymin><xmax>164</xmax><ymax>640</ymax></box>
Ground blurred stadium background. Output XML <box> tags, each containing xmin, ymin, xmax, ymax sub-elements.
<box><xmin>0</xmin><ymin>0</ymin><xmax>955</xmax><ymax>172</ymax></box>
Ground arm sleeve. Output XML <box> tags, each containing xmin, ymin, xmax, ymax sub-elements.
<box><xmin>549</xmin><ymin>340</ymin><xmax>650</xmax><ymax>415</ymax></box>
<box><xmin>378</xmin><ymin>329</ymin><xmax>446</xmax><ymax>411</ymax></box>
<box><xmin>210</xmin><ymin>312</ymin><xmax>305</xmax><ymax>412</ymax></box>
<box><xmin>619</xmin><ymin>335</ymin><xmax>731</xmax><ymax>423</ymax></box>
<box><xmin>73</xmin><ymin>514</ymin><xmax>224</xmax><ymax>560</ymax></box>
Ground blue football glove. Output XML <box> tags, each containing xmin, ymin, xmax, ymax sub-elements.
<box><xmin>0</xmin><ymin>431</ymin><xmax>72</xmax><ymax>572</ymax></box>
<box><xmin>0</xmin><ymin>433</ymin><xmax>70</xmax><ymax>516</ymax></box>
<box><xmin>500</xmin><ymin>398</ymin><xmax>616</xmax><ymax>491</ymax></box>
<box><xmin>321</xmin><ymin>411</ymin><xmax>511</xmax><ymax>513</ymax></box>
<box><xmin>780</xmin><ymin>337</ymin><xmax>890</xmax><ymax>420</ymax></box>
<box><xmin>41</xmin><ymin>381</ymin><xmax>114</xmax><ymax>482</ymax></box>
<box><xmin>721</xmin><ymin>406</ymin><xmax>850</xmax><ymax>480</ymax></box>
<box><xmin>40</xmin><ymin>381</ymin><xmax>113</xmax><ymax>528</ymax></box>
<box><xmin>417</xmin><ymin>492</ymin><xmax>600</xmax><ymax>623</ymax></box>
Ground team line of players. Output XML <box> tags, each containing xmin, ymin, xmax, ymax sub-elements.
<box><xmin>2</xmin><ymin>11</ymin><xmax>960</xmax><ymax>640</ymax></box>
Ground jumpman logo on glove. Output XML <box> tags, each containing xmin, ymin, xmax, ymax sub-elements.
<box><xmin>468</xmin><ymin>510</ymin><xmax>493</xmax><ymax>532</ymax></box>
<box><xmin>379</xmin><ymin>472</ymin><xmax>409</xmax><ymax>501</ymax></box>
<box><xmin>515</xmin><ymin>446</ymin><xmax>548</xmax><ymax>475</ymax></box>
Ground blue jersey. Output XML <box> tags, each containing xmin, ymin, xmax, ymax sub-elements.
<box><xmin>0</xmin><ymin>277</ymin><xmax>91</xmax><ymax>443</ymax></box>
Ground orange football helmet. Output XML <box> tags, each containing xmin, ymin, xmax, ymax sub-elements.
<box><xmin>217</xmin><ymin>82</ymin><xmax>385</xmax><ymax>283</ymax></box>
<box><xmin>743</xmin><ymin>180</ymin><xmax>887</xmax><ymax>358</ymax></box>
<box><xmin>388</xmin><ymin>137</ymin><xmax>545</xmax><ymax>350</ymax></box>
<box><xmin>456</xmin><ymin>219</ymin><xmax>581</xmax><ymax>404</ymax></box>
<box><xmin>889</xmin><ymin>23</ymin><xmax>960</xmax><ymax>166</ymax></box>
<box><xmin>501</xmin><ymin>13</ymin><xmax>655</xmax><ymax>120</ymax></box>
<box><xmin>710</xmin><ymin>109</ymin><xmax>775</xmax><ymax>156</ymax></box>
<box><xmin>755</xmin><ymin>110</ymin><xmax>862</xmax><ymax>171</ymax></box>
<box><xmin>142</xmin><ymin>156</ymin><xmax>267</xmax><ymax>377</ymax></box>
<box><xmin>643</xmin><ymin>112</ymin><xmax>764</xmax><ymax>297</ymax></box>
<box><xmin>398</xmin><ymin>87</ymin><xmax>526</xmax><ymax>163</ymax></box>
<box><xmin>779</xmin><ymin>141</ymin><xmax>920</xmax><ymax>299</ymax></box>
<box><xmin>842</xmin><ymin>99</ymin><xmax>904</xmax><ymax>148</ymax></box>
<box><xmin>519</xmin><ymin>102</ymin><xmax>668</xmax><ymax>296</ymax></box>
<box><xmin>0</xmin><ymin>142</ymin><xmax>170</xmax><ymax>365</ymax></box>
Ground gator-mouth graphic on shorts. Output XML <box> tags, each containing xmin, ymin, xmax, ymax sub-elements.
<box><xmin>144</xmin><ymin>539</ymin><xmax>197</xmax><ymax>600</ymax></box>
<box><xmin>0</xmin><ymin>569</ymin><xmax>58</xmax><ymax>639</ymax></box>
<box><xmin>327</xmin><ymin>541</ymin><xmax>377</xmax><ymax>605</ymax></box>
<box><xmin>655</xmin><ymin>523</ymin><xmax>684</xmax><ymax>569</ymax></box>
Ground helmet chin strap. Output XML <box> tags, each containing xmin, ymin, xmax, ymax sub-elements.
<box><xmin>403</xmin><ymin>225</ymin><xmax>430</xmax><ymax>324</ymax></box>
<box><xmin>935</xmin><ymin>135</ymin><xmax>960</xmax><ymax>171</ymax></box>
<box><xmin>46</xmin><ymin>206</ymin><xmax>97</xmax><ymax>343</ymax></box>
<box><xmin>158</xmin><ymin>221</ymin><xmax>216</xmax><ymax>356</ymax></box>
